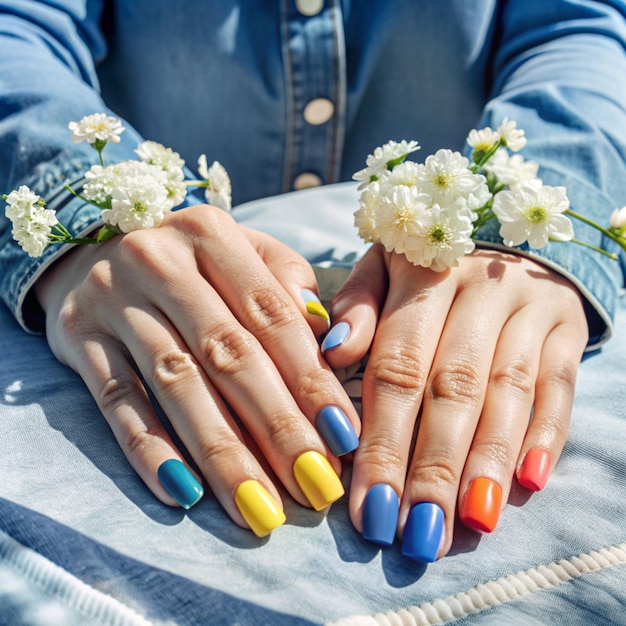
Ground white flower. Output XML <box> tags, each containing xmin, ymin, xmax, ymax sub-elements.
<box><xmin>376</xmin><ymin>185</ymin><xmax>431</xmax><ymax>254</ymax></box>
<box><xmin>135</xmin><ymin>140</ymin><xmax>185</xmax><ymax>172</ymax></box>
<box><xmin>100</xmin><ymin>165</ymin><xmax>171</xmax><ymax>232</ymax></box>
<box><xmin>404</xmin><ymin>203</ymin><xmax>476</xmax><ymax>271</ymax></box>
<box><xmin>12</xmin><ymin>205</ymin><xmax>58</xmax><ymax>257</ymax></box>
<box><xmin>4</xmin><ymin>185</ymin><xmax>43</xmax><ymax>221</ymax></box>
<box><xmin>610</xmin><ymin>206</ymin><xmax>626</xmax><ymax>230</ymax></box>
<box><xmin>385</xmin><ymin>160</ymin><xmax>421</xmax><ymax>189</ymax></box>
<box><xmin>4</xmin><ymin>186</ymin><xmax>58</xmax><ymax>257</ymax></box>
<box><xmin>484</xmin><ymin>148</ymin><xmax>539</xmax><ymax>190</ymax></box>
<box><xmin>415</xmin><ymin>149</ymin><xmax>489</xmax><ymax>209</ymax></box>
<box><xmin>497</xmin><ymin>117</ymin><xmax>526</xmax><ymax>152</ymax></box>
<box><xmin>466</xmin><ymin>127</ymin><xmax>500</xmax><ymax>152</ymax></box>
<box><xmin>198</xmin><ymin>155</ymin><xmax>232</xmax><ymax>211</ymax></box>
<box><xmin>492</xmin><ymin>180</ymin><xmax>574</xmax><ymax>248</ymax></box>
<box><xmin>352</xmin><ymin>140</ymin><xmax>420</xmax><ymax>189</ymax></box>
<box><xmin>69</xmin><ymin>113</ymin><xmax>125</xmax><ymax>145</ymax></box>
<box><xmin>354</xmin><ymin>182</ymin><xmax>383</xmax><ymax>243</ymax></box>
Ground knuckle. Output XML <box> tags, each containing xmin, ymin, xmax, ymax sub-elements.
<box><xmin>123</xmin><ymin>422</ymin><xmax>168</xmax><ymax>457</ymax></box>
<box><xmin>366</xmin><ymin>346</ymin><xmax>428</xmax><ymax>399</ymax></box>
<box><xmin>292</xmin><ymin>367</ymin><xmax>334</xmax><ymax>399</ymax></box>
<box><xmin>489</xmin><ymin>359</ymin><xmax>534</xmax><ymax>398</ymax></box>
<box><xmin>428</xmin><ymin>359</ymin><xmax>482</xmax><ymax>403</ymax></box>
<box><xmin>262</xmin><ymin>409</ymin><xmax>307</xmax><ymax>449</ymax></box>
<box><xmin>410</xmin><ymin>456</ymin><xmax>460</xmax><ymax>489</ymax></box>
<box><xmin>98</xmin><ymin>375</ymin><xmax>140</xmax><ymax>414</ymax></box>
<box><xmin>194</xmin><ymin>430</ymin><xmax>242</xmax><ymax>471</ymax></box>
<box><xmin>358</xmin><ymin>434</ymin><xmax>408</xmax><ymax>476</ymax></box>
<box><xmin>151</xmin><ymin>349</ymin><xmax>200</xmax><ymax>391</ymax></box>
<box><xmin>200</xmin><ymin>324</ymin><xmax>257</xmax><ymax>375</ymax></box>
<box><xmin>179</xmin><ymin>204</ymin><xmax>235</xmax><ymax>242</ymax></box>
<box><xmin>471</xmin><ymin>436</ymin><xmax>517</xmax><ymax>467</ymax></box>
<box><xmin>240</xmin><ymin>288</ymin><xmax>297</xmax><ymax>334</ymax></box>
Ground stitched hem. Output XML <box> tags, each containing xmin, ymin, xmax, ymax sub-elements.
<box><xmin>0</xmin><ymin>530</ymin><xmax>152</xmax><ymax>626</ymax></box>
<box><xmin>326</xmin><ymin>543</ymin><xmax>626</xmax><ymax>626</ymax></box>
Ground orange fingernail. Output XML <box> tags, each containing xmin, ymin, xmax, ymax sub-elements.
<box><xmin>459</xmin><ymin>477</ymin><xmax>502</xmax><ymax>533</ymax></box>
<box><xmin>518</xmin><ymin>448</ymin><xmax>550</xmax><ymax>491</ymax></box>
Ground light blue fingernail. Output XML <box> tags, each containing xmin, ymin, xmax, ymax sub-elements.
<box><xmin>316</xmin><ymin>405</ymin><xmax>359</xmax><ymax>457</ymax></box>
<box><xmin>401</xmin><ymin>502</ymin><xmax>445</xmax><ymax>563</ymax></box>
<box><xmin>321</xmin><ymin>321</ymin><xmax>350</xmax><ymax>353</ymax></box>
<box><xmin>362</xmin><ymin>483</ymin><xmax>399</xmax><ymax>546</ymax></box>
<box><xmin>157</xmin><ymin>459</ymin><xmax>204</xmax><ymax>510</ymax></box>
<box><xmin>301</xmin><ymin>288</ymin><xmax>322</xmax><ymax>304</ymax></box>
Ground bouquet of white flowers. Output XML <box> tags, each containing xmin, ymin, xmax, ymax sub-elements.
<box><xmin>352</xmin><ymin>118</ymin><xmax>626</xmax><ymax>270</ymax></box>
<box><xmin>2</xmin><ymin>113</ymin><xmax>231</xmax><ymax>257</ymax></box>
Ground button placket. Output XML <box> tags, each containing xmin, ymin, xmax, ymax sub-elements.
<box><xmin>280</xmin><ymin>0</ymin><xmax>346</xmax><ymax>193</ymax></box>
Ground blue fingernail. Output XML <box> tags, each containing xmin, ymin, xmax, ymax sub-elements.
<box><xmin>316</xmin><ymin>405</ymin><xmax>359</xmax><ymax>457</ymax></box>
<box><xmin>301</xmin><ymin>288</ymin><xmax>321</xmax><ymax>304</ymax></box>
<box><xmin>321</xmin><ymin>321</ymin><xmax>350</xmax><ymax>353</ymax></box>
<box><xmin>362</xmin><ymin>483</ymin><xmax>400</xmax><ymax>546</ymax></box>
<box><xmin>157</xmin><ymin>459</ymin><xmax>204</xmax><ymax>510</ymax></box>
<box><xmin>401</xmin><ymin>502</ymin><xmax>444</xmax><ymax>563</ymax></box>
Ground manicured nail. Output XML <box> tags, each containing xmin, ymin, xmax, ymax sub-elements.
<box><xmin>518</xmin><ymin>448</ymin><xmax>550</xmax><ymax>491</ymax></box>
<box><xmin>459</xmin><ymin>477</ymin><xmax>502</xmax><ymax>533</ymax></box>
<box><xmin>293</xmin><ymin>450</ymin><xmax>344</xmax><ymax>511</ymax></box>
<box><xmin>157</xmin><ymin>459</ymin><xmax>204</xmax><ymax>510</ymax></box>
<box><xmin>301</xmin><ymin>289</ymin><xmax>330</xmax><ymax>324</ymax></box>
<box><xmin>316</xmin><ymin>405</ymin><xmax>359</xmax><ymax>457</ymax></box>
<box><xmin>362</xmin><ymin>483</ymin><xmax>399</xmax><ymax>546</ymax></box>
<box><xmin>234</xmin><ymin>480</ymin><xmax>286</xmax><ymax>537</ymax></box>
<box><xmin>321</xmin><ymin>321</ymin><xmax>350</xmax><ymax>353</ymax></box>
<box><xmin>401</xmin><ymin>502</ymin><xmax>445</xmax><ymax>563</ymax></box>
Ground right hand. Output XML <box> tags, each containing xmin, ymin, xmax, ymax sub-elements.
<box><xmin>34</xmin><ymin>204</ymin><xmax>360</xmax><ymax>536</ymax></box>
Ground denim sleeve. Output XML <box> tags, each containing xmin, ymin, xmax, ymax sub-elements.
<box><xmin>0</xmin><ymin>0</ymin><xmax>150</xmax><ymax>332</ymax></box>
<box><xmin>475</xmin><ymin>0</ymin><xmax>626</xmax><ymax>349</ymax></box>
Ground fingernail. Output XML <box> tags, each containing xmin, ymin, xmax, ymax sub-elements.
<box><xmin>293</xmin><ymin>450</ymin><xmax>345</xmax><ymax>511</ymax></box>
<box><xmin>459</xmin><ymin>477</ymin><xmax>502</xmax><ymax>533</ymax></box>
<box><xmin>234</xmin><ymin>480</ymin><xmax>286</xmax><ymax>537</ymax></box>
<box><xmin>321</xmin><ymin>321</ymin><xmax>350</xmax><ymax>353</ymax></box>
<box><xmin>316</xmin><ymin>405</ymin><xmax>359</xmax><ymax>457</ymax></box>
<box><xmin>301</xmin><ymin>289</ymin><xmax>330</xmax><ymax>324</ymax></box>
<box><xmin>518</xmin><ymin>448</ymin><xmax>550</xmax><ymax>491</ymax></box>
<box><xmin>401</xmin><ymin>502</ymin><xmax>445</xmax><ymax>563</ymax></box>
<box><xmin>157</xmin><ymin>459</ymin><xmax>204</xmax><ymax>510</ymax></box>
<box><xmin>362</xmin><ymin>483</ymin><xmax>399</xmax><ymax>546</ymax></box>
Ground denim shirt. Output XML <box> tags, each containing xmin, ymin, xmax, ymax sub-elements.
<box><xmin>1</xmin><ymin>0</ymin><xmax>625</xmax><ymax>348</ymax></box>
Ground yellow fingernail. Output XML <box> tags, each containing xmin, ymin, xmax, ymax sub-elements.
<box><xmin>305</xmin><ymin>301</ymin><xmax>330</xmax><ymax>323</ymax></box>
<box><xmin>293</xmin><ymin>451</ymin><xmax>344</xmax><ymax>511</ymax></box>
<box><xmin>234</xmin><ymin>480</ymin><xmax>286</xmax><ymax>537</ymax></box>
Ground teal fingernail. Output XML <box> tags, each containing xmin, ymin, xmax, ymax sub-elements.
<box><xmin>157</xmin><ymin>459</ymin><xmax>204</xmax><ymax>509</ymax></box>
<box><xmin>321</xmin><ymin>321</ymin><xmax>350</xmax><ymax>353</ymax></box>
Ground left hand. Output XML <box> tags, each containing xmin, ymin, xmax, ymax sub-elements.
<box><xmin>322</xmin><ymin>244</ymin><xmax>589</xmax><ymax>561</ymax></box>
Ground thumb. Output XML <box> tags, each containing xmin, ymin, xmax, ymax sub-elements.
<box><xmin>322</xmin><ymin>244</ymin><xmax>388</xmax><ymax>370</ymax></box>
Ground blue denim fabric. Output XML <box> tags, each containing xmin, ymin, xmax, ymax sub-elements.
<box><xmin>1</xmin><ymin>0</ymin><xmax>626</xmax><ymax>341</ymax></box>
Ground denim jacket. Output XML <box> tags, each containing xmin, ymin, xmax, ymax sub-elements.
<box><xmin>1</xmin><ymin>0</ymin><xmax>625</xmax><ymax>348</ymax></box>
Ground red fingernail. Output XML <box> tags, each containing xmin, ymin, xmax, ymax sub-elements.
<box><xmin>518</xmin><ymin>448</ymin><xmax>550</xmax><ymax>491</ymax></box>
<box><xmin>459</xmin><ymin>477</ymin><xmax>502</xmax><ymax>533</ymax></box>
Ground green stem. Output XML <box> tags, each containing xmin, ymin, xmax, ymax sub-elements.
<box><xmin>567</xmin><ymin>237</ymin><xmax>619</xmax><ymax>260</ymax></box>
<box><xmin>565</xmin><ymin>208</ymin><xmax>626</xmax><ymax>252</ymax></box>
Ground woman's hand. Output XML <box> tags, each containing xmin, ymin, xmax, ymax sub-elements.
<box><xmin>322</xmin><ymin>244</ymin><xmax>589</xmax><ymax>560</ymax></box>
<box><xmin>35</xmin><ymin>204</ymin><xmax>360</xmax><ymax>536</ymax></box>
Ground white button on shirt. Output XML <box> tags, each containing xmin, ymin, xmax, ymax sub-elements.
<box><xmin>303</xmin><ymin>98</ymin><xmax>335</xmax><ymax>125</ymax></box>
<box><xmin>295</xmin><ymin>0</ymin><xmax>324</xmax><ymax>17</ymax></box>
<box><xmin>294</xmin><ymin>172</ymin><xmax>323</xmax><ymax>189</ymax></box>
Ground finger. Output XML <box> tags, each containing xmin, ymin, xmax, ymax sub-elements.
<box><xmin>244</xmin><ymin>227</ymin><xmax>331</xmax><ymax>335</ymax></box>
<box><xmin>398</xmin><ymin>282</ymin><xmax>508</xmax><ymax>562</ymax></box>
<box><xmin>70</xmin><ymin>334</ymin><xmax>204</xmax><ymax>510</ymax></box>
<box><xmin>350</xmin><ymin>256</ymin><xmax>454</xmax><ymax>545</ymax></box>
<box><xmin>167</xmin><ymin>208</ymin><xmax>361</xmax><ymax>458</ymax></box>
<box><xmin>456</xmin><ymin>304</ymin><xmax>545</xmax><ymax>536</ymax></box>
<box><xmin>515</xmin><ymin>317</ymin><xmax>586</xmax><ymax>491</ymax></box>
<box><xmin>321</xmin><ymin>244</ymin><xmax>388</xmax><ymax>369</ymax></box>
<box><xmin>112</xmin><ymin>306</ymin><xmax>290</xmax><ymax>535</ymax></box>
